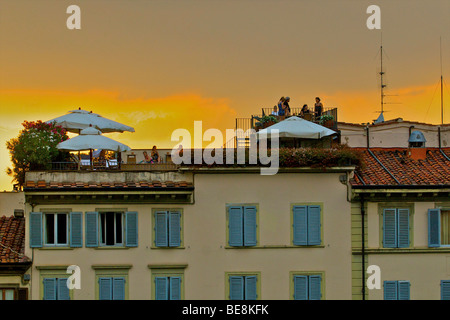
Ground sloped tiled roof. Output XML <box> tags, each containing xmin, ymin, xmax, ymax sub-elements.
<box><xmin>24</xmin><ymin>180</ymin><xmax>193</xmax><ymax>190</ymax></box>
<box><xmin>351</xmin><ymin>148</ymin><xmax>450</xmax><ymax>187</ymax></box>
<box><xmin>0</xmin><ymin>216</ymin><xmax>31</xmax><ymax>263</ymax></box>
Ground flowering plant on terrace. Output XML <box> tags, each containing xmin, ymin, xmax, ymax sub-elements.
<box><xmin>6</xmin><ymin>120</ymin><xmax>70</xmax><ymax>187</ymax></box>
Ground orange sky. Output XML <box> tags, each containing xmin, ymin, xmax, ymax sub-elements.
<box><xmin>0</xmin><ymin>0</ymin><xmax>449</xmax><ymax>190</ymax></box>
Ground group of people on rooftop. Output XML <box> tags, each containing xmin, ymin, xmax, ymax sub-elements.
<box><xmin>272</xmin><ymin>96</ymin><xmax>324</xmax><ymax>120</ymax></box>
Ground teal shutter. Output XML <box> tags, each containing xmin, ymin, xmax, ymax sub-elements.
<box><xmin>398</xmin><ymin>281</ymin><xmax>410</xmax><ymax>300</ymax></box>
<box><xmin>229</xmin><ymin>276</ymin><xmax>244</xmax><ymax>300</ymax></box>
<box><xmin>293</xmin><ymin>206</ymin><xmax>308</xmax><ymax>245</ymax></box>
<box><xmin>125</xmin><ymin>211</ymin><xmax>138</xmax><ymax>247</ymax></box>
<box><xmin>85</xmin><ymin>212</ymin><xmax>98</xmax><ymax>247</ymax></box>
<box><xmin>168</xmin><ymin>211</ymin><xmax>181</xmax><ymax>247</ymax></box>
<box><xmin>99</xmin><ymin>277</ymin><xmax>112</xmax><ymax>300</ymax></box>
<box><xmin>70</xmin><ymin>212</ymin><xmax>83</xmax><ymax>248</ymax></box>
<box><xmin>294</xmin><ymin>276</ymin><xmax>308</xmax><ymax>300</ymax></box>
<box><xmin>30</xmin><ymin>212</ymin><xmax>43</xmax><ymax>248</ymax></box>
<box><xmin>170</xmin><ymin>277</ymin><xmax>182</xmax><ymax>300</ymax></box>
<box><xmin>441</xmin><ymin>280</ymin><xmax>450</xmax><ymax>300</ymax></box>
<box><xmin>428</xmin><ymin>209</ymin><xmax>441</xmax><ymax>247</ymax></box>
<box><xmin>155</xmin><ymin>212</ymin><xmax>168</xmax><ymax>247</ymax></box>
<box><xmin>155</xmin><ymin>277</ymin><xmax>168</xmax><ymax>300</ymax></box>
<box><xmin>113</xmin><ymin>277</ymin><xmax>125</xmax><ymax>300</ymax></box>
<box><xmin>383</xmin><ymin>209</ymin><xmax>397</xmax><ymax>248</ymax></box>
<box><xmin>384</xmin><ymin>281</ymin><xmax>397</xmax><ymax>300</ymax></box>
<box><xmin>245</xmin><ymin>276</ymin><xmax>257</xmax><ymax>300</ymax></box>
<box><xmin>243</xmin><ymin>206</ymin><xmax>257</xmax><ymax>246</ymax></box>
<box><xmin>307</xmin><ymin>206</ymin><xmax>321</xmax><ymax>245</ymax></box>
<box><xmin>397</xmin><ymin>209</ymin><xmax>410</xmax><ymax>248</ymax></box>
<box><xmin>43</xmin><ymin>278</ymin><xmax>56</xmax><ymax>300</ymax></box>
<box><xmin>228</xmin><ymin>207</ymin><xmax>243</xmax><ymax>247</ymax></box>
<box><xmin>57</xmin><ymin>278</ymin><xmax>70</xmax><ymax>300</ymax></box>
<box><xmin>309</xmin><ymin>275</ymin><xmax>322</xmax><ymax>300</ymax></box>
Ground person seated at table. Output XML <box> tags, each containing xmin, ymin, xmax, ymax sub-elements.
<box><xmin>151</xmin><ymin>145</ymin><xmax>161</xmax><ymax>163</ymax></box>
<box><xmin>271</xmin><ymin>105</ymin><xmax>279</xmax><ymax>116</ymax></box>
<box><xmin>139</xmin><ymin>151</ymin><xmax>153</xmax><ymax>164</ymax></box>
<box><xmin>300</xmin><ymin>104</ymin><xmax>310</xmax><ymax>117</ymax></box>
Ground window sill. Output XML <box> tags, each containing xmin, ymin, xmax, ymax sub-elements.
<box><xmin>353</xmin><ymin>247</ymin><xmax>450</xmax><ymax>254</ymax></box>
<box><xmin>39</xmin><ymin>247</ymin><xmax>74</xmax><ymax>250</ymax></box>
<box><xmin>150</xmin><ymin>246</ymin><xmax>185</xmax><ymax>249</ymax></box>
<box><xmin>225</xmin><ymin>245</ymin><xmax>325</xmax><ymax>249</ymax></box>
<box><xmin>94</xmin><ymin>246</ymin><xmax>130</xmax><ymax>250</ymax></box>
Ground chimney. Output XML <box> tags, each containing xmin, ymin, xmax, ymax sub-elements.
<box><xmin>408</xmin><ymin>130</ymin><xmax>427</xmax><ymax>160</ymax></box>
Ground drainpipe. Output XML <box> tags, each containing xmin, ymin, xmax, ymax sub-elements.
<box><xmin>438</xmin><ymin>127</ymin><xmax>441</xmax><ymax>149</ymax></box>
<box><xmin>360</xmin><ymin>196</ymin><xmax>366</xmax><ymax>300</ymax></box>
<box><xmin>366</xmin><ymin>126</ymin><xmax>370</xmax><ymax>149</ymax></box>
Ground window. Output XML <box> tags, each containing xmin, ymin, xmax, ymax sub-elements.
<box><xmin>98</xmin><ymin>277</ymin><xmax>126</xmax><ymax>300</ymax></box>
<box><xmin>30</xmin><ymin>211</ymin><xmax>82</xmax><ymax>248</ymax></box>
<box><xmin>154</xmin><ymin>210</ymin><xmax>182</xmax><ymax>247</ymax></box>
<box><xmin>384</xmin><ymin>281</ymin><xmax>410</xmax><ymax>300</ymax></box>
<box><xmin>428</xmin><ymin>209</ymin><xmax>450</xmax><ymax>247</ymax></box>
<box><xmin>292</xmin><ymin>205</ymin><xmax>321</xmax><ymax>246</ymax></box>
<box><xmin>383</xmin><ymin>208</ymin><xmax>410</xmax><ymax>248</ymax></box>
<box><xmin>85</xmin><ymin>211</ymin><xmax>138</xmax><ymax>248</ymax></box>
<box><xmin>293</xmin><ymin>275</ymin><xmax>322</xmax><ymax>300</ymax></box>
<box><xmin>228</xmin><ymin>205</ymin><xmax>257</xmax><ymax>247</ymax></box>
<box><xmin>43</xmin><ymin>278</ymin><xmax>70</xmax><ymax>300</ymax></box>
<box><xmin>154</xmin><ymin>277</ymin><xmax>182</xmax><ymax>300</ymax></box>
<box><xmin>44</xmin><ymin>213</ymin><xmax>68</xmax><ymax>246</ymax></box>
<box><xmin>228</xmin><ymin>275</ymin><xmax>258</xmax><ymax>300</ymax></box>
<box><xmin>0</xmin><ymin>289</ymin><xmax>15</xmax><ymax>300</ymax></box>
<box><xmin>441</xmin><ymin>280</ymin><xmax>450</xmax><ymax>300</ymax></box>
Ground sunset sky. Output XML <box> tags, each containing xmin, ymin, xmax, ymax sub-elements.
<box><xmin>0</xmin><ymin>0</ymin><xmax>449</xmax><ymax>190</ymax></box>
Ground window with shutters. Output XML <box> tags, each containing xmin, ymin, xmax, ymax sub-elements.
<box><xmin>30</xmin><ymin>211</ymin><xmax>83</xmax><ymax>248</ymax></box>
<box><xmin>151</xmin><ymin>269</ymin><xmax>185</xmax><ymax>300</ymax></box>
<box><xmin>0</xmin><ymin>288</ymin><xmax>16</xmax><ymax>300</ymax></box>
<box><xmin>441</xmin><ymin>280</ymin><xmax>450</xmax><ymax>300</ymax></box>
<box><xmin>153</xmin><ymin>210</ymin><xmax>183</xmax><ymax>248</ymax></box>
<box><xmin>94</xmin><ymin>268</ymin><xmax>129</xmax><ymax>300</ymax></box>
<box><xmin>428</xmin><ymin>208</ymin><xmax>450</xmax><ymax>247</ymax></box>
<box><xmin>39</xmin><ymin>269</ymin><xmax>73</xmax><ymax>300</ymax></box>
<box><xmin>381</xmin><ymin>207</ymin><xmax>412</xmax><ymax>248</ymax></box>
<box><xmin>291</xmin><ymin>272</ymin><xmax>324</xmax><ymax>300</ymax></box>
<box><xmin>383</xmin><ymin>280</ymin><xmax>410</xmax><ymax>300</ymax></box>
<box><xmin>226</xmin><ymin>273</ymin><xmax>260</xmax><ymax>300</ymax></box>
<box><xmin>292</xmin><ymin>205</ymin><xmax>322</xmax><ymax>246</ymax></box>
<box><xmin>44</xmin><ymin>212</ymin><xmax>68</xmax><ymax>246</ymax></box>
<box><xmin>227</xmin><ymin>205</ymin><xmax>258</xmax><ymax>247</ymax></box>
<box><xmin>84</xmin><ymin>211</ymin><xmax>138</xmax><ymax>248</ymax></box>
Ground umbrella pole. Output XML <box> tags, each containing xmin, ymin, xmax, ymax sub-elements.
<box><xmin>90</xmin><ymin>149</ymin><xmax>93</xmax><ymax>170</ymax></box>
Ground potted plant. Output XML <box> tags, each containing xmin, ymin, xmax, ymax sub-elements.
<box><xmin>319</xmin><ymin>114</ymin><xmax>335</xmax><ymax>127</ymax></box>
<box><xmin>254</xmin><ymin>115</ymin><xmax>279</xmax><ymax>129</ymax></box>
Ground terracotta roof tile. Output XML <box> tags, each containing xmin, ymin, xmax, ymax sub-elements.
<box><xmin>351</xmin><ymin>147</ymin><xmax>450</xmax><ymax>186</ymax></box>
<box><xmin>0</xmin><ymin>216</ymin><xmax>31</xmax><ymax>263</ymax></box>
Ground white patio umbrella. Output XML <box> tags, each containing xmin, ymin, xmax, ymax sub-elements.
<box><xmin>46</xmin><ymin>108</ymin><xmax>135</xmax><ymax>133</ymax></box>
<box><xmin>57</xmin><ymin>126</ymin><xmax>131</xmax><ymax>169</ymax></box>
<box><xmin>257</xmin><ymin>116</ymin><xmax>336</xmax><ymax>140</ymax></box>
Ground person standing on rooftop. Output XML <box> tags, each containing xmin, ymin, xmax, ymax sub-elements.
<box><xmin>277</xmin><ymin>97</ymin><xmax>286</xmax><ymax>117</ymax></box>
<box><xmin>314</xmin><ymin>97</ymin><xmax>323</xmax><ymax>120</ymax></box>
<box><xmin>284</xmin><ymin>97</ymin><xmax>291</xmax><ymax>116</ymax></box>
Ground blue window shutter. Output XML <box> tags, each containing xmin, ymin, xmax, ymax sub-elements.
<box><xmin>30</xmin><ymin>212</ymin><xmax>43</xmax><ymax>248</ymax></box>
<box><xmin>229</xmin><ymin>276</ymin><xmax>244</xmax><ymax>300</ymax></box>
<box><xmin>170</xmin><ymin>277</ymin><xmax>182</xmax><ymax>300</ymax></box>
<box><xmin>441</xmin><ymin>280</ymin><xmax>450</xmax><ymax>300</ymax></box>
<box><xmin>155</xmin><ymin>277</ymin><xmax>168</xmax><ymax>300</ymax></box>
<box><xmin>307</xmin><ymin>206</ymin><xmax>321</xmax><ymax>245</ymax></box>
<box><xmin>99</xmin><ymin>277</ymin><xmax>112</xmax><ymax>300</ymax></box>
<box><xmin>397</xmin><ymin>209</ymin><xmax>410</xmax><ymax>248</ymax></box>
<box><xmin>428</xmin><ymin>209</ymin><xmax>441</xmax><ymax>247</ymax></box>
<box><xmin>384</xmin><ymin>281</ymin><xmax>398</xmax><ymax>300</ymax></box>
<box><xmin>70</xmin><ymin>212</ymin><xmax>83</xmax><ymax>248</ymax></box>
<box><xmin>125</xmin><ymin>211</ymin><xmax>138</xmax><ymax>247</ymax></box>
<box><xmin>85</xmin><ymin>212</ymin><xmax>98</xmax><ymax>247</ymax></box>
<box><xmin>293</xmin><ymin>275</ymin><xmax>308</xmax><ymax>300</ymax></box>
<box><xmin>168</xmin><ymin>211</ymin><xmax>181</xmax><ymax>247</ymax></box>
<box><xmin>57</xmin><ymin>278</ymin><xmax>70</xmax><ymax>300</ymax></box>
<box><xmin>309</xmin><ymin>275</ymin><xmax>322</xmax><ymax>300</ymax></box>
<box><xmin>113</xmin><ymin>277</ymin><xmax>126</xmax><ymax>300</ymax></box>
<box><xmin>245</xmin><ymin>276</ymin><xmax>258</xmax><ymax>300</ymax></box>
<box><xmin>43</xmin><ymin>278</ymin><xmax>56</xmax><ymax>300</ymax></box>
<box><xmin>228</xmin><ymin>207</ymin><xmax>243</xmax><ymax>247</ymax></box>
<box><xmin>398</xmin><ymin>281</ymin><xmax>410</xmax><ymax>300</ymax></box>
<box><xmin>155</xmin><ymin>212</ymin><xmax>168</xmax><ymax>247</ymax></box>
<box><xmin>383</xmin><ymin>209</ymin><xmax>397</xmax><ymax>248</ymax></box>
<box><xmin>293</xmin><ymin>206</ymin><xmax>308</xmax><ymax>246</ymax></box>
<box><xmin>243</xmin><ymin>206</ymin><xmax>257</xmax><ymax>246</ymax></box>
